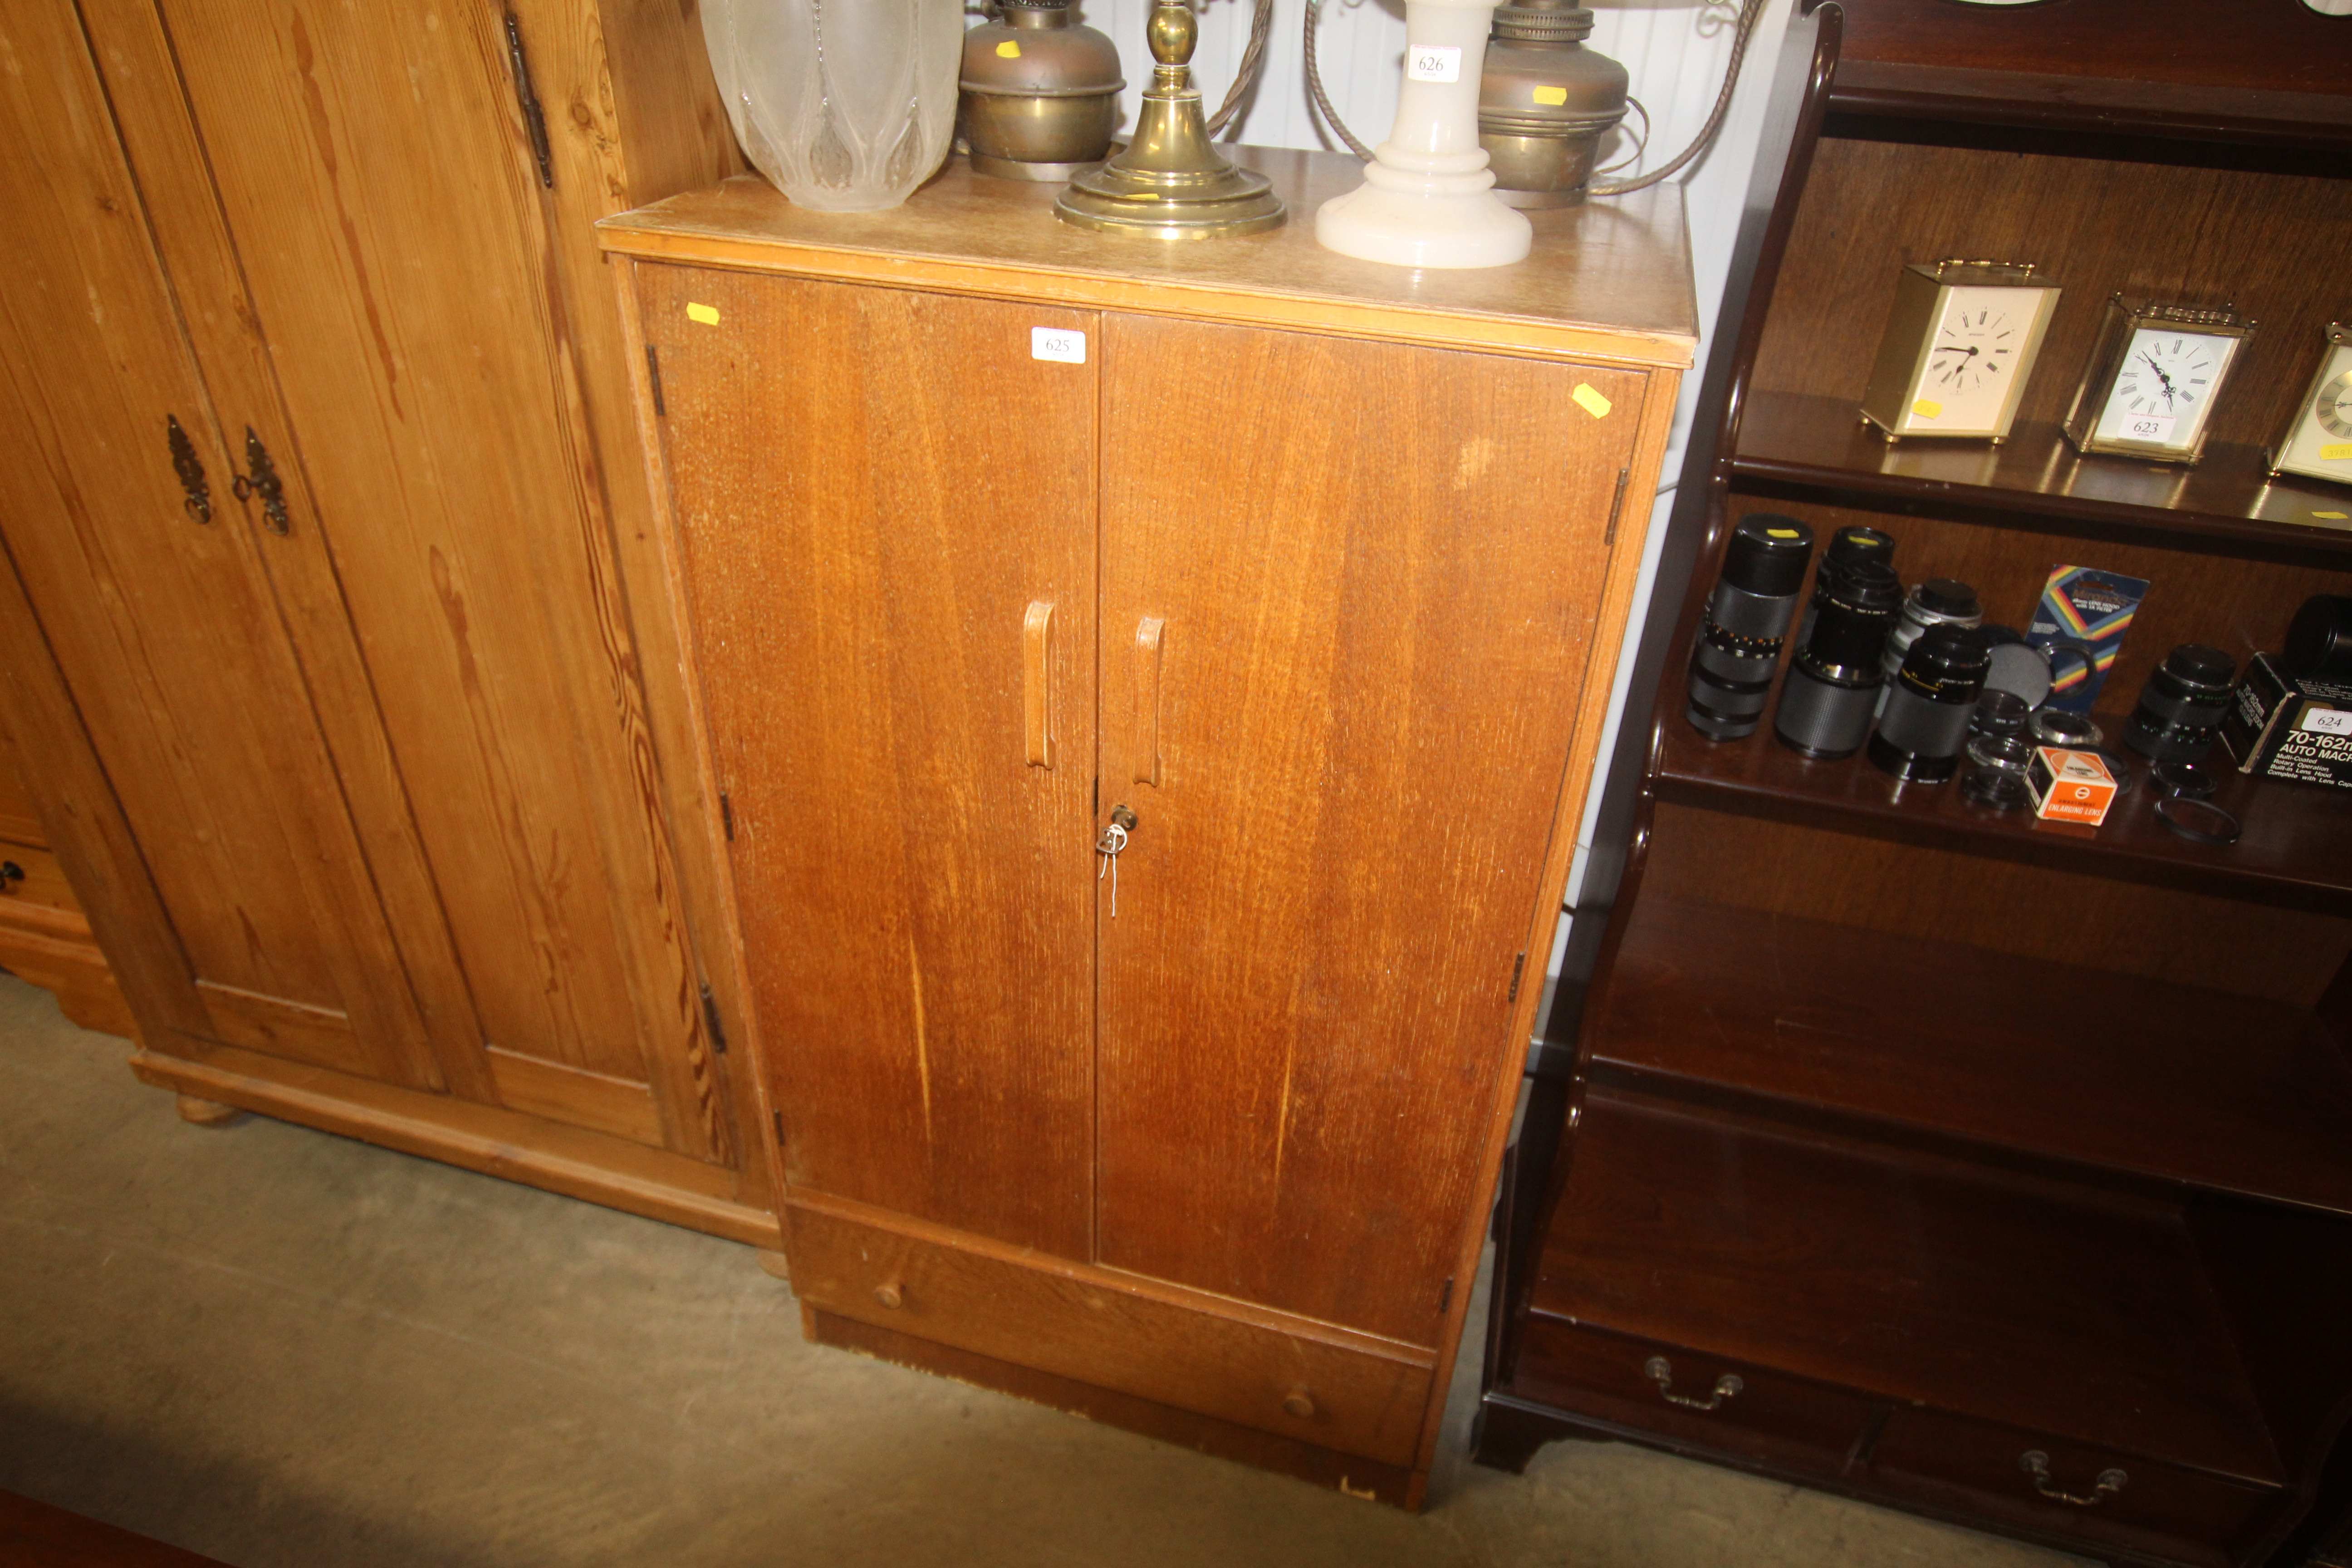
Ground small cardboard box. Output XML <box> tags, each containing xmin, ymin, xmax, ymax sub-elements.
<box><xmin>2028</xmin><ymin>746</ymin><xmax>2118</xmax><ymax>826</ymax></box>
<box><xmin>2220</xmin><ymin>652</ymin><xmax>2352</xmax><ymax>790</ymax></box>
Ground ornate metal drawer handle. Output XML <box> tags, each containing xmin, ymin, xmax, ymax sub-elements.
<box><xmin>1645</xmin><ymin>1355</ymin><xmax>1743</xmax><ymax>1411</ymax></box>
<box><xmin>2019</xmin><ymin>1450</ymin><xmax>2128</xmax><ymax>1505</ymax></box>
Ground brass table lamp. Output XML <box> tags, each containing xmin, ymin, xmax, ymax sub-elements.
<box><xmin>1054</xmin><ymin>0</ymin><xmax>1284</xmax><ymax>239</ymax></box>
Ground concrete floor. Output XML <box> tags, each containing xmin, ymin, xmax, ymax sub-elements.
<box><xmin>0</xmin><ymin>973</ymin><xmax>2087</xmax><ymax>1568</ymax></box>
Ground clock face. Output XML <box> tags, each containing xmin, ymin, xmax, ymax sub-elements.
<box><xmin>2317</xmin><ymin>369</ymin><xmax>2352</xmax><ymax>440</ymax></box>
<box><xmin>1906</xmin><ymin>285</ymin><xmax>2032</xmax><ymax>428</ymax></box>
<box><xmin>2092</xmin><ymin>325</ymin><xmax>2241</xmax><ymax>451</ymax></box>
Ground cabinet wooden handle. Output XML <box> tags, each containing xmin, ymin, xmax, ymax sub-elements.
<box><xmin>1133</xmin><ymin>616</ymin><xmax>1165</xmax><ymax>787</ymax></box>
<box><xmin>1023</xmin><ymin>601</ymin><xmax>1055</xmax><ymax>769</ymax></box>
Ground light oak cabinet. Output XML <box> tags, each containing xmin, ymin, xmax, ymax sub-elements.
<box><xmin>603</xmin><ymin>157</ymin><xmax>1694</xmax><ymax>1503</ymax></box>
<box><xmin>0</xmin><ymin>0</ymin><xmax>775</xmax><ymax>1241</ymax></box>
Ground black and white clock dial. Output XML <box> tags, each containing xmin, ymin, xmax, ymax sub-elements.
<box><xmin>1928</xmin><ymin>306</ymin><xmax>2016</xmax><ymax>394</ymax></box>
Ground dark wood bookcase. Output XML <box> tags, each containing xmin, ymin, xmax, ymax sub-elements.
<box><xmin>1474</xmin><ymin>5</ymin><xmax>2352</xmax><ymax>1566</ymax></box>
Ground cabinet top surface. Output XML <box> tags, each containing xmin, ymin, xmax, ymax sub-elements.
<box><xmin>598</xmin><ymin>148</ymin><xmax>1696</xmax><ymax>369</ymax></box>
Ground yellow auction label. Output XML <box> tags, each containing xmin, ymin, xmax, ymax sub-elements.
<box><xmin>1573</xmin><ymin>383</ymin><xmax>1612</xmax><ymax>420</ymax></box>
<box><xmin>996</xmin><ymin>39</ymin><xmax>1021</xmax><ymax>57</ymax></box>
<box><xmin>686</xmin><ymin>302</ymin><xmax>720</xmax><ymax>325</ymax></box>
<box><xmin>1912</xmin><ymin>398</ymin><xmax>1943</xmax><ymax>419</ymax></box>
<box><xmin>1532</xmin><ymin>85</ymin><xmax>1568</xmax><ymax>105</ymax></box>
<box><xmin>2322</xmin><ymin>443</ymin><xmax>2352</xmax><ymax>461</ymax></box>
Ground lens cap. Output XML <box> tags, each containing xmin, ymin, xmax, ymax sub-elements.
<box><xmin>1918</xmin><ymin>578</ymin><xmax>1981</xmax><ymax>619</ymax></box>
<box><xmin>2162</xmin><ymin>643</ymin><xmax>2236</xmax><ymax>691</ymax></box>
<box><xmin>2153</xmin><ymin>761</ymin><xmax>2218</xmax><ymax>799</ymax></box>
<box><xmin>1724</xmin><ymin>515</ymin><xmax>1814</xmax><ymax>598</ymax></box>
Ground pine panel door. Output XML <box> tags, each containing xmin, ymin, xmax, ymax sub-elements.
<box><xmin>143</xmin><ymin>0</ymin><xmax>724</xmax><ymax>1156</ymax></box>
<box><xmin>1094</xmin><ymin>316</ymin><xmax>1647</xmax><ymax>1346</ymax></box>
<box><xmin>641</xmin><ymin>266</ymin><xmax>1100</xmax><ymax>1259</ymax></box>
<box><xmin>0</xmin><ymin>0</ymin><xmax>439</xmax><ymax>1084</ymax></box>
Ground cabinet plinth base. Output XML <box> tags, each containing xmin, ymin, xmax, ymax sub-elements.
<box><xmin>806</xmin><ymin>1307</ymin><xmax>1426</xmax><ymax>1509</ymax></box>
<box><xmin>130</xmin><ymin>1042</ymin><xmax>779</xmax><ymax>1249</ymax></box>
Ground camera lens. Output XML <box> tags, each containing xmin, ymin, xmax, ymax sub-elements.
<box><xmin>2122</xmin><ymin>643</ymin><xmax>2236</xmax><ymax>763</ymax></box>
<box><xmin>1869</xmin><ymin>623</ymin><xmax>1991</xmax><ymax>782</ymax></box>
<box><xmin>1687</xmin><ymin>514</ymin><xmax>1814</xmax><ymax>741</ymax></box>
<box><xmin>1775</xmin><ymin>561</ymin><xmax>1900</xmax><ymax>759</ymax></box>
<box><xmin>1795</xmin><ymin>526</ymin><xmax>1896</xmax><ymax>647</ymax></box>
<box><xmin>1877</xmin><ymin>577</ymin><xmax>1984</xmax><ymax>714</ymax></box>
<box><xmin>2285</xmin><ymin>595</ymin><xmax>2352</xmax><ymax>681</ymax></box>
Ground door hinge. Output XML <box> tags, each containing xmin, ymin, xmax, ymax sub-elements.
<box><xmin>1508</xmin><ymin>951</ymin><xmax>1526</xmax><ymax>1003</ymax></box>
<box><xmin>504</xmin><ymin>14</ymin><xmax>554</xmax><ymax>189</ymax></box>
<box><xmin>166</xmin><ymin>415</ymin><xmax>211</xmax><ymax>524</ymax></box>
<box><xmin>772</xmin><ymin>1108</ymin><xmax>784</xmax><ymax>1144</ymax></box>
<box><xmin>645</xmin><ymin>344</ymin><xmax>666</xmax><ymax>417</ymax></box>
<box><xmin>1602</xmin><ymin>466</ymin><xmax>1631</xmax><ymax>546</ymax></box>
<box><xmin>1438</xmin><ymin>1276</ymin><xmax>1455</xmax><ymax>1313</ymax></box>
<box><xmin>230</xmin><ymin>427</ymin><xmax>289</xmax><ymax>534</ymax></box>
<box><xmin>700</xmin><ymin>982</ymin><xmax>727</xmax><ymax>1055</ymax></box>
<box><xmin>719</xmin><ymin>789</ymin><xmax>734</xmax><ymax>841</ymax></box>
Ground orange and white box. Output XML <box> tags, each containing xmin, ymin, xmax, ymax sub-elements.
<box><xmin>2027</xmin><ymin>746</ymin><xmax>2118</xmax><ymax>826</ymax></box>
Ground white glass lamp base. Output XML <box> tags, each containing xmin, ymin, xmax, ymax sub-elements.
<box><xmin>1315</xmin><ymin>0</ymin><xmax>1532</xmax><ymax>270</ymax></box>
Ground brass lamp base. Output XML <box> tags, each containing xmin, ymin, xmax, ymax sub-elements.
<box><xmin>1054</xmin><ymin>0</ymin><xmax>1284</xmax><ymax>239</ymax></box>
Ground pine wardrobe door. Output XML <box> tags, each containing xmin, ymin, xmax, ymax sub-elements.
<box><xmin>639</xmin><ymin>267</ymin><xmax>1099</xmax><ymax>1260</ymax></box>
<box><xmin>144</xmin><ymin>0</ymin><xmax>722</xmax><ymax>1156</ymax></box>
<box><xmin>1095</xmin><ymin>315</ymin><xmax>1646</xmax><ymax>1346</ymax></box>
<box><xmin>0</xmin><ymin>2</ymin><xmax>438</xmax><ymax>1085</ymax></box>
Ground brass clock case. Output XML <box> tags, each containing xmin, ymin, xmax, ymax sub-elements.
<box><xmin>1857</xmin><ymin>259</ymin><xmax>2062</xmax><ymax>445</ymax></box>
<box><xmin>2061</xmin><ymin>295</ymin><xmax>2255</xmax><ymax>466</ymax></box>
<box><xmin>2267</xmin><ymin>322</ymin><xmax>2352</xmax><ymax>487</ymax></box>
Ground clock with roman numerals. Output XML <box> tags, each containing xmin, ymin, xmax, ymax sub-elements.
<box><xmin>2062</xmin><ymin>296</ymin><xmax>2255</xmax><ymax>464</ymax></box>
<box><xmin>1859</xmin><ymin>260</ymin><xmax>2062</xmax><ymax>444</ymax></box>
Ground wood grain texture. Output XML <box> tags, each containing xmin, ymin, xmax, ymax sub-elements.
<box><xmin>1095</xmin><ymin>316</ymin><xmax>1645</xmax><ymax>1347</ymax></box>
<box><xmin>787</xmin><ymin>1193</ymin><xmax>1434</xmax><ymax>1469</ymax></box>
<box><xmin>1642</xmin><ymin>802</ymin><xmax>2352</xmax><ymax>1009</ymax></box>
<box><xmin>129</xmin><ymin>1038</ymin><xmax>780</xmax><ymax>1248</ymax></box>
<box><xmin>645</xmin><ymin>265</ymin><xmax>1099</xmax><ymax>1257</ymax></box>
<box><xmin>145</xmin><ymin>0</ymin><xmax>724</xmax><ymax>1154</ymax></box>
<box><xmin>1752</xmin><ymin>137</ymin><xmax>2352</xmax><ymax>456</ymax></box>
<box><xmin>597</xmin><ymin>156</ymin><xmax>1698</xmax><ymax>372</ymax></box>
<box><xmin>511</xmin><ymin>0</ymin><xmax>768</xmax><ymax>1200</ymax></box>
<box><xmin>809</xmin><ymin>1308</ymin><xmax>1424</xmax><ymax>1509</ymax></box>
<box><xmin>0</xmin><ymin>0</ymin><xmax>440</xmax><ymax>1087</ymax></box>
<box><xmin>1539</xmin><ymin>1089</ymin><xmax>2285</xmax><ymax>1489</ymax></box>
<box><xmin>1590</xmin><ymin>895</ymin><xmax>2352</xmax><ymax>1216</ymax></box>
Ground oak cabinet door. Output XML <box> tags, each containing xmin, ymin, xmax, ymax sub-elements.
<box><xmin>643</xmin><ymin>268</ymin><xmax>1100</xmax><ymax>1258</ymax></box>
<box><xmin>145</xmin><ymin>0</ymin><xmax>723</xmax><ymax>1156</ymax></box>
<box><xmin>0</xmin><ymin>2</ymin><xmax>438</xmax><ymax>1086</ymax></box>
<box><xmin>1094</xmin><ymin>315</ymin><xmax>1645</xmax><ymax>1345</ymax></box>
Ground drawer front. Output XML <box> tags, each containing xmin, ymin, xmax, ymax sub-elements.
<box><xmin>787</xmin><ymin>1200</ymin><xmax>1436</xmax><ymax>1468</ymax></box>
<box><xmin>1514</xmin><ymin>1316</ymin><xmax>1879</xmax><ymax>1472</ymax></box>
<box><xmin>1872</xmin><ymin>1407</ymin><xmax>2280</xmax><ymax>1561</ymax></box>
<box><xmin>0</xmin><ymin>842</ymin><xmax>87</xmax><ymax>926</ymax></box>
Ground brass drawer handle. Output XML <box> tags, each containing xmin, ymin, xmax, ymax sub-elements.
<box><xmin>1645</xmin><ymin>1355</ymin><xmax>1742</xmax><ymax>1411</ymax></box>
<box><xmin>2020</xmin><ymin>1450</ymin><xmax>2128</xmax><ymax>1506</ymax></box>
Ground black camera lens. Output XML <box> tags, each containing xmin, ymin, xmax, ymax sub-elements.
<box><xmin>2122</xmin><ymin>643</ymin><xmax>2237</xmax><ymax>763</ymax></box>
<box><xmin>1869</xmin><ymin>623</ymin><xmax>1991</xmax><ymax>782</ymax></box>
<box><xmin>1775</xmin><ymin>561</ymin><xmax>1900</xmax><ymax>759</ymax></box>
<box><xmin>1687</xmin><ymin>514</ymin><xmax>1814</xmax><ymax>741</ymax></box>
<box><xmin>1795</xmin><ymin>526</ymin><xmax>1896</xmax><ymax>646</ymax></box>
<box><xmin>2285</xmin><ymin>595</ymin><xmax>2352</xmax><ymax>681</ymax></box>
<box><xmin>1879</xmin><ymin>576</ymin><xmax>1984</xmax><ymax>711</ymax></box>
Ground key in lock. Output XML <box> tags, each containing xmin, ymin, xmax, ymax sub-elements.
<box><xmin>1096</xmin><ymin>805</ymin><xmax>1137</xmax><ymax>916</ymax></box>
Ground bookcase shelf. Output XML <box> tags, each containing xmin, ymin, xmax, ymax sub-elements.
<box><xmin>1478</xmin><ymin>7</ymin><xmax>2352</xmax><ymax>1565</ymax></box>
